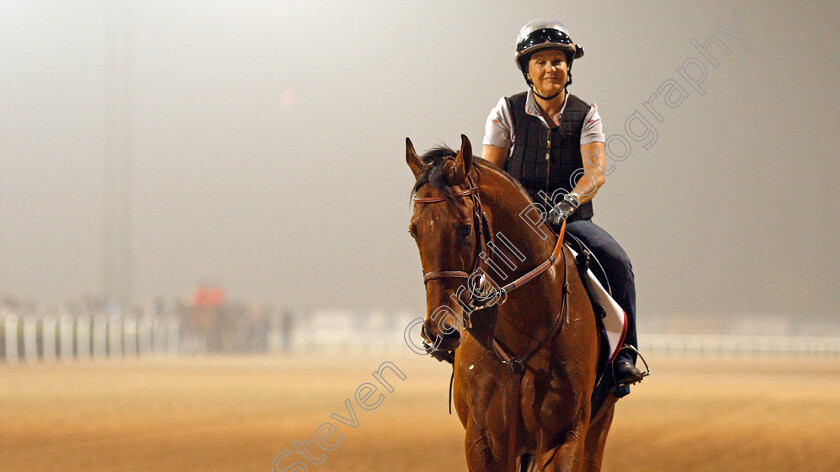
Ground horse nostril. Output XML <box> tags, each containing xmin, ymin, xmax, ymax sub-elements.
<box><xmin>422</xmin><ymin>320</ymin><xmax>440</xmax><ymax>342</ymax></box>
<box><xmin>421</xmin><ymin>322</ymin><xmax>432</xmax><ymax>341</ymax></box>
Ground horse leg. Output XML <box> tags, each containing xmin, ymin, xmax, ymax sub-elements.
<box><xmin>519</xmin><ymin>453</ymin><xmax>537</xmax><ymax>472</ymax></box>
<box><xmin>580</xmin><ymin>397</ymin><xmax>616</xmax><ymax>472</ymax></box>
<box><xmin>537</xmin><ymin>405</ymin><xmax>592</xmax><ymax>472</ymax></box>
<box><xmin>463</xmin><ymin>427</ymin><xmax>506</xmax><ymax>472</ymax></box>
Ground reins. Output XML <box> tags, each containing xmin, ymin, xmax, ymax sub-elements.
<box><xmin>413</xmin><ymin>171</ymin><xmax>567</xmax><ymax>312</ymax></box>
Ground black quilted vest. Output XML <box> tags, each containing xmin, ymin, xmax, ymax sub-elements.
<box><xmin>504</xmin><ymin>91</ymin><xmax>594</xmax><ymax>221</ymax></box>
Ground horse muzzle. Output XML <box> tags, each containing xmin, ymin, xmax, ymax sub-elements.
<box><xmin>422</xmin><ymin>318</ymin><xmax>461</xmax><ymax>353</ymax></box>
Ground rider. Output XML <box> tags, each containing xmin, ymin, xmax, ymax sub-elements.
<box><xmin>481</xmin><ymin>19</ymin><xmax>644</xmax><ymax>385</ymax></box>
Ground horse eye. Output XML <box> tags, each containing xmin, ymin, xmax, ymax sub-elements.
<box><xmin>459</xmin><ymin>224</ymin><xmax>472</xmax><ymax>238</ymax></box>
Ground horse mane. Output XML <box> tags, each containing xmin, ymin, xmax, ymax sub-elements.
<box><xmin>410</xmin><ymin>145</ymin><xmax>533</xmax><ymax>206</ymax></box>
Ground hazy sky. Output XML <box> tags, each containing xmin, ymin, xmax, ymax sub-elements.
<box><xmin>1</xmin><ymin>1</ymin><xmax>838</xmax><ymax>318</ymax></box>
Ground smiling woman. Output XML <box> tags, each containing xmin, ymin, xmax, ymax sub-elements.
<box><xmin>481</xmin><ymin>19</ymin><xmax>644</xmax><ymax>389</ymax></box>
<box><xmin>526</xmin><ymin>49</ymin><xmax>571</xmax><ymax>123</ymax></box>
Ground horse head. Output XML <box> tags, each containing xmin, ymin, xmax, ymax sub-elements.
<box><xmin>406</xmin><ymin>134</ymin><xmax>482</xmax><ymax>355</ymax></box>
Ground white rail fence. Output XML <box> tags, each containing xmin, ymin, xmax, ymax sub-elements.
<box><xmin>1</xmin><ymin>311</ymin><xmax>181</xmax><ymax>364</ymax></box>
<box><xmin>287</xmin><ymin>311</ymin><xmax>840</xmax><ymax>356</ymax></box>
<box><xmin>4</xmin><ymin>308</ymin><xmax>840</xmax><ymax>362</ymax></box>
<box><xmin>640</xmin><ymin>334</ymin><xmax>840</xmax><ymax>356</ymax></box>
<box><xmin>288</xmin><ymin>311</ymin><xmax>418</xmax><ymax>354</ymax></box>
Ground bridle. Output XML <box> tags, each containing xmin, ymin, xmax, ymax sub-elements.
<box><xmin>412</xmin><ymin>169</ymin><xmax>568</xmax><ymax>313</ymax></box>
<box><xmin>413</xmin><ymin>173</ymin><xmax>494</xmax><ymax>298</ymax></box>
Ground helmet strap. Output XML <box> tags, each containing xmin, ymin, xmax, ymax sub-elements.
<box><xmin>566</xmin><ymin>62</ymin><xmax>573</xmax><ymax>88</ymax></box>
<box><xmin>531</xmin><ymin>86</ymin><xmax>562</xmax><ymax>101</ymax></box>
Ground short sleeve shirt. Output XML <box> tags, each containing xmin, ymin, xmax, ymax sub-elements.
<box><xmin>483</xmin><ymin>89</ymin><xmax>605</xmax><ymax>151</ymax></box>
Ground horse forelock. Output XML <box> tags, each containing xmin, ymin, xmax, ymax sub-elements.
<box><xmin>409</xmin><ymin>145</ymin><xmax>533</xmax><ymax>211</ymax></box>
<box><xmin>410</xmin><ymin>145</ymin><xmax>460</xmax><ymax>206</ymax></box>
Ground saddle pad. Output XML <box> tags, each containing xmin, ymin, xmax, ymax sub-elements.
<box><xmin>567</xmin><ymin>246</ymin><xmax>627</xmax><ymax>362</ymax></box>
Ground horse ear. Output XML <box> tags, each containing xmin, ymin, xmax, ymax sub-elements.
<box><xmin>458</xmin><ymin>134</ymin><xmax>473</xmax><ymax>172</ymax></box>
<box><xmin>406</xmin><ymin>137</ymin><xmax>425</xmax><ymax>179</ymax></box>
<box><xmin>444</xmin><ymin>134</ymin><xmax>472</xmax><ymax>186</ymax></box>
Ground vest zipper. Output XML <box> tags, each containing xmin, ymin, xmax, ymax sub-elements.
<box><xmin>545</xmin><ymin>133</ymin><xmax>551</xmax><ymax>192</ymax></box>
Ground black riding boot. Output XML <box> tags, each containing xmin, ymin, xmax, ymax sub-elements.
<box><xmin>614</xmin><ymin>301</ymin><xmax>643</xmax><ymax>385</ymax></box>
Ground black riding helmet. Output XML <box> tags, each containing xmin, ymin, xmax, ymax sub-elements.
<box><xmin>515</xmin><ymin>20</ymin><xmax>584</xmax><ymax>89</ymax></box>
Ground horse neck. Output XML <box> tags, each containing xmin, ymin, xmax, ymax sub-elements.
<box><xmin>476</xmin><ymin>167</ymin><xmax>568</xmax><ymax>348</ymax></box>
<box><xmin>477</xmin><ymin>167</ymin><xmax>559</xmax><ymax>295</ymax></box>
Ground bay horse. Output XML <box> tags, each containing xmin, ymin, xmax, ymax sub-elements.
<box><xmin>406</xmin><ymin>135</ymin><xmax>617</xmax><ymax>472</ymax></box>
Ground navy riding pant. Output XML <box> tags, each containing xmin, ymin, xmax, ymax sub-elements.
<box><xmin>565</xmin><ymin>218</ymin><xmax>638</xmax><ymax>363</ymax></box>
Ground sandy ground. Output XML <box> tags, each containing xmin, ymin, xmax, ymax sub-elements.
<box><xmin>2</xmin><ymin>352</ymin><xmax>839</xmax><ymax>472</ymax></box>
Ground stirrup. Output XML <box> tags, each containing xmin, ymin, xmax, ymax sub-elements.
<box><xmin>612</xmin><ymin>345</ymin><xmax>652</xmax><ymax>384</ymax></box>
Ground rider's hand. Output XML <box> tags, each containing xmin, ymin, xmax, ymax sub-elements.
<box><xmin>547</xmin><ymin>193</ymin><xmax>580</xmax><ymax>225</ymax></box>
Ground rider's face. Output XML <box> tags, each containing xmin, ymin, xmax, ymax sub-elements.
<box><xmin>527</xmin><ymin>49</ymin><xmax>568</xmax><ymax>96</ymax></box>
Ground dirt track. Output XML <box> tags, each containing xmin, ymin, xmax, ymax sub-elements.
<box><xmin>2</xmin><ymin>352</ymin><xmax>839</xmax><ymax>471</ymax></box>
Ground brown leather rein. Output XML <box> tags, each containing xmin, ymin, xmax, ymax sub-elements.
<box><xmin>412</xmin><ymin>172</ymin><xmax>567</xmax><ymax>305</ymax></box>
